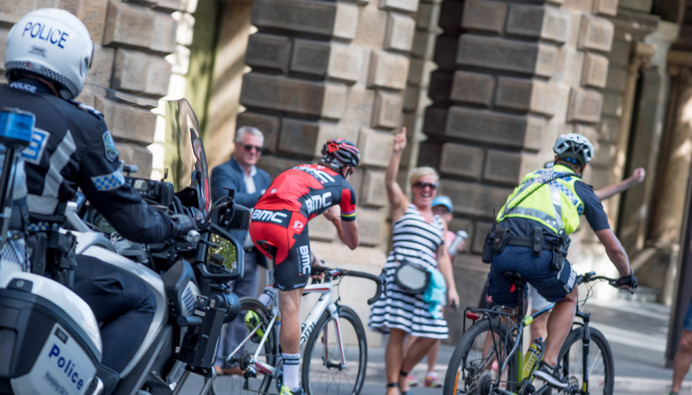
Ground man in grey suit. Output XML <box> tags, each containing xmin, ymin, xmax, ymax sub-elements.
<box><xmin>211</xmin><ymin>126</ymin><xmax>272</xmax><ymax>375</ymax></box>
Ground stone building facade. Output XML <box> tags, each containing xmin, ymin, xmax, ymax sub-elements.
<box><xmin>2</xmin><ymin>0</ymin><xmax>692</xmax><ymax>354</ymax></box>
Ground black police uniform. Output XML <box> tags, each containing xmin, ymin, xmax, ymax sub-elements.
<box><xmin>0</xmin><ymin>78</ymin><xmax>174</xmax><ymax>374</ymax></box>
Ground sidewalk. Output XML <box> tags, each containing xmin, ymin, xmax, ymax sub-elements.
<box><xmin>361</xmin><ymin>298</ymin><xmax>691</xmax><ymax>395</ymax></box>
<box><xmin>185</xmin><ymin>298</ymin><xmax>692</xmax><ymax>394</ymax></box>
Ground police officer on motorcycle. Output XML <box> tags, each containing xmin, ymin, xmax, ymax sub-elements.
<box><xmin>0</xmin><ymin>8</ymin><xmax>194</xmax><ymax>394</ymax></box>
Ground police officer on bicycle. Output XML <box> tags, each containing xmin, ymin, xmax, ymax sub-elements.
<box><xmin>485</xmin><ymin>133</ymin><xmax>637</xmax><ymax>389</ymax></box>
<box><xmin>0</xmin><ymin>8</ymin><xmax>193</xmax><ymax>394</ymax></box>
<box><xmin>249</xmin><ymin>139</ymin><xmax>360</xmax><ymax>395</ymax></box>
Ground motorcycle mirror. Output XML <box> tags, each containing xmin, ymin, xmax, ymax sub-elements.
<box><xmin>163</xmin><ymin>99</ymin><xmax>211</xmax><ymax>215</ymax></box>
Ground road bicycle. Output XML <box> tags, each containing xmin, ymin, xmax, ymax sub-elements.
<box><xmin>443</xmin><ymin>271</ymin><xmax>620</xmax><ymax>395</ymax></box>
<box><xmin>212</xmin><ymin>247</ymin><xmax>383</xmax><ymax>395</ymax></box>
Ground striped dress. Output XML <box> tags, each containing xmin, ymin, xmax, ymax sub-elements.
<box><xmin>368</xmin><ymin>204</ymin><xmax>449</xmax><ymax>339</ymax></box>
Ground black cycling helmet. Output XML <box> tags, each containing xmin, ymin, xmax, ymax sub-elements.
<box><xmin>553</xmin><ymin>133</ymin><xmax>594</xmax><ymax>166</ymax></box>
<box><xmin>321</xmin><ymin>138</ymin><xmax>360</xmax><ymax>168</ymax></box>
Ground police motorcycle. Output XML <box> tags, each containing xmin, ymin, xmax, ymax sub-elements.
<box><xmin>0</xmin><ymin>99</ymin><xmax>249</xmax><ymax>395</ymax></box>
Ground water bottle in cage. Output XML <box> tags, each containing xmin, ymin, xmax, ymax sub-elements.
<box><xmin>522</xmin><ymin>337</ymin><xmax>545</xmax><ymax>379</ymax></box>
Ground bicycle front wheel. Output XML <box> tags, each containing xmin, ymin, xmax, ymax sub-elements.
<box><xmin>212</xmin><ymin>297</ymin><xmax>278</xmax><ymax>395</ymax></box>
<box><xmin>443</xmin><ymin>318</ymin><xmax>519</xmax><ymax>395</ymax></box>
<box><xmin>301</xmin><ymin>305</ymin><xmax>367</xmax><ymax>395</ymax></box>
<box><xmin>556</xmin><ymin>326</ymin><xmax>614</xmax><ymax>394</ymax></box>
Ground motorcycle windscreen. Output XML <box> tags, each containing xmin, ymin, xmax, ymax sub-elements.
<box><xmin>163</xmin><ymin>99</ymin><xmax>211</xmax><ymax>214</ymax></box>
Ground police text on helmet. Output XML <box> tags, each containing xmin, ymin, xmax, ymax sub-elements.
<box><xmin>23</xmin><ymin>21</ymin><xmax>69</xmax><ymax>48</ymax></box>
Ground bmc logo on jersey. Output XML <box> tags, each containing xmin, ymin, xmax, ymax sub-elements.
<box><xmin>252</xmin><ymin>209</ymin><xmax>290</xmax><ymax>226</ymax></box>
<box><xmin>297</xmin><ymin>165</ymin><xmax>335</xmax><ymax>184</ymax></box>
<box><xmin>305</xmin><ymin>192</ymin><xmax>332</xmax><ymax>215</ymax></box>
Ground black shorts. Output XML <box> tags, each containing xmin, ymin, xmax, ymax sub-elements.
<box><xmin>487</xmin><ymin>245</ymin><xmax>577</xmax><ymax>307</ymax></box>
<box><xmin>249</xmin><ymin>209</ymin><xmax>312</xmax><ymax>291</ymax></box>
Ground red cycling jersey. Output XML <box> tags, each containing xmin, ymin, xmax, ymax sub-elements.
<box><xmin>250</xmin><ymin>164</ymin><xmax>357</xmax><ymax>290</ymax></box>
<box><xmin>253</xmin><ymin>164</ymin><xmax>356</xmax><ymax>221</ymax></box>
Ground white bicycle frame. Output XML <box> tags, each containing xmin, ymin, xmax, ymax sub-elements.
<box><xmin>227</xmin><ymin>269</ymin><xmax>348</xmax><ymax>378</ymax></box>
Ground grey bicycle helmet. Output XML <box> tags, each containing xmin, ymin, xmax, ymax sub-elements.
<box><xmin>5</xmin><ymin>8</ymin><xmax>94</xmax><ymax>100</ymax></box>
<box><xmin>553</xmin><ymin>133</ymin><xmax>594</xmax><ymax>165</ymax></box>
<box><xmin>321</xmin><ymin>138</ymin><xmax>360</xmax><ymax>168</ymax></box>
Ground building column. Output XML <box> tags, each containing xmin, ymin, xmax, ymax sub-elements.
<box><xmin>419</xmin><ymin>1</ymin><xmax>619</xmax><ymax>336</ymax></box>
<box><xmin>663</xmin><ymin>59</ymin><xmax>692</xmax><ymax>364</ymax></box>
<box><xmin>650</xmin><ymin>61</ymin><xmax>692</xmax><ymax>304</ymax></box>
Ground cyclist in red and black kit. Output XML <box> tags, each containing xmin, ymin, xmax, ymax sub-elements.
<box><xmin>249</xmin><ymin>138</ymin><xmax>360</xmax><ymax>395</ymax></box>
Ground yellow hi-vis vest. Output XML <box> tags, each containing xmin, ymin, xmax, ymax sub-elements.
<box><xmin>496</xmin><ymin>164</ymin><xmax>584</xmax><ymax>235</ymax></box>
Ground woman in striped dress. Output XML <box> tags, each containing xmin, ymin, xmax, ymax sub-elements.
<box><xmin>369</xmin><ymin>128</ymin><xmax>459</xmax><ymax>395</ymax></box>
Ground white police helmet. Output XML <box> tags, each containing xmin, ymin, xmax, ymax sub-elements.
<box><xmin>553</xmin><ymin>133</ymin><xmax>594</xmax><ymax>165</ymax></box>
<box><xmin>5</xmin><ymin>8</ymin><xmax>94</xmax><ymax>100</ymax></box>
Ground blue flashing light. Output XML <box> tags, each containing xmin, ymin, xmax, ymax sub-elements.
<box><xmin>0</xmin><ymin>108</ymin><xmax>34</xmax><ymax>148</ymax></box>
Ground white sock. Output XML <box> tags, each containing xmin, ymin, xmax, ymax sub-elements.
<box><xmin>282</xmin><ymin>352</ymin><xmax>301</xmax><ymax>391</ymax></box>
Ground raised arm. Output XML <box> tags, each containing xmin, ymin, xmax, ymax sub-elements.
<box><xmin>594</xmin><ymin>167</ymin><xmax>645</xmax><ymax>201</ymax></box>
<box><xmin>386</xmin><ymin>128</ymin><xmax>410</xmax><ymax>222</ymax></box>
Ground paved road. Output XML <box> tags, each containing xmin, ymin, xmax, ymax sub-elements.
<box><xmin>181</xmin><ymin>298</ymin><xmax>691</xmax><ymax>394</ymax></box>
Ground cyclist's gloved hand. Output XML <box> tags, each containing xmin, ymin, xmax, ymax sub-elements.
<box><xmin>170</xmin><ymin>214</ymin><xmax>196</xmax><ymax>238</ymax></box>
<box><xmin>310</xmin><ymin>254</ymin><xmax>326</xmax><ymax>281</ymax></box>
<box><xmin>615</xmin><ymin>272</ymin><xmax>638</xmax><ymax>289</ymax></box>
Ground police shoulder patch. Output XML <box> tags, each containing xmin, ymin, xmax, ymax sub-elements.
<box><xmin>102</xmin><ymin>130</ymin><xmax>118</xmax><ymax>162</ymax></box>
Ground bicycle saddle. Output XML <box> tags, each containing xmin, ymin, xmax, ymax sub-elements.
<box><xmin>255</xmin><ymin>240</ymin><xmax>277</xmax><ymax>258</ymax></box>
<box><xmin>502</xmin><ymin>271</ymin><xmax>528</xmax><ymax>286</ymax></box>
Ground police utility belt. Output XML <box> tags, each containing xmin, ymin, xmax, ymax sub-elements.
<box><xmin>482</xmin><ymin>226</ymin><xmax>570</xmax><ymax>272</ymax></box>
<box><xmin>26</xmin><ymin>208</ymin><xmax>78</xmax><ymax>289</ymax></box>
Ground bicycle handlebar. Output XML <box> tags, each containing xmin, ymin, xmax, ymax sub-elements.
<box><xmin>577</xmin><ymin>272</ymin><xmax>617</xmax><ymax>286</ymax></box>
<box><xmin>577</xmin><ymin>271</ymin><xmax>635</xmax><ymax>293</ymax></box>
<box><xmin>311</xmin><ymin>266</ymin><xmax>384</xmax><ymax>305</ymax></box>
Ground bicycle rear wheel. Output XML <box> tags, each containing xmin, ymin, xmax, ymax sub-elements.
<box><xmin>212</xmin><ymin>297</ymin><xmax>279</xmax><ymax>395</ymax></box>
<box><xmin>301</xmin><ymin>305</ymin><xmax>367</xmax><ymax>395</ymax></box>
<box><xmin>554</xmin><ymin>326</ymin><xmax>614</xmax><ymax>394</ymax></box>
<box><xmin>443</xmin><ymin>318</ymin><xmax>519</xmax><ymax>395</ymax></box>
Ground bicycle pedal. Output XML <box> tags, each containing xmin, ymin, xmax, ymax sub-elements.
<box><xmin>566</xmin><ymin>377</ymin><xmax>580</xmax><ymax>394</ymax></box>
<box><xmin>518</xmin><ymin>382</ymin><xmax>535</xmax><ymax>395</ymax></box>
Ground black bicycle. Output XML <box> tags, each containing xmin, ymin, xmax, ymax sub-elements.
<box><xmin>443</xmin><ymin>271</ymin><xmax>620</xmax><ymax>395</ymax></box>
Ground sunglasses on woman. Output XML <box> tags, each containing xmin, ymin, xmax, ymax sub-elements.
<box><xmin>413</xmin><ymin>181</ymin><xmax>438</xmax><ymax>189</ymax></box>
<box><xmin>243</xmin><ymin>144</ymin><xmax>263</xmax><ymax>153</ymax></box>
